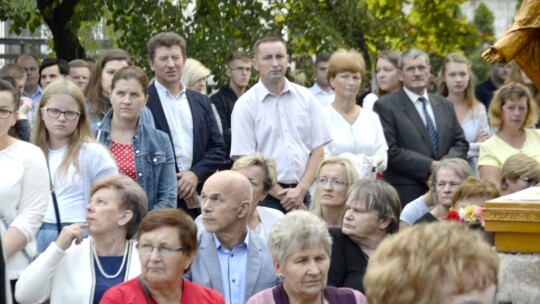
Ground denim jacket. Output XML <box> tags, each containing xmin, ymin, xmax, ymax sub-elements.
<box><xmin>94</xmin><ymin>109</ymin><xmax>176</xmax><ymax>210</ymax></box>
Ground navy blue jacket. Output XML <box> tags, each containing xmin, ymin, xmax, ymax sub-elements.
<box><xmin>147</xmin><ymin>83</ymin><xmax>225</xmax><ymax>213</ymax></box>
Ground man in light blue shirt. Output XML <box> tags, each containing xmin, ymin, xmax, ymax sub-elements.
<box><xmin>186</xmin><ymin>171</ymin><xmax>278</xmax><ymax>304</ymax></box>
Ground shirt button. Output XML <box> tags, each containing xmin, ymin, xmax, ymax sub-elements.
<box><xmin>138</xmin><ymin>173</ymin><xmax>143</xmax><ymax>177</ymax></box>
<box><xmin>135</xmin><ymin>150</ymin><xmax>140</xmax><ymax>154</ymax></box>
<box><xmin>232</xmin><ymin>279</ymin><xmax>236</xmax><ymax>283</ymax></box>
<box><xmin>153</xmin><ymin>158</ymin><xmax>157</xmax><ymax>162</ymax></box>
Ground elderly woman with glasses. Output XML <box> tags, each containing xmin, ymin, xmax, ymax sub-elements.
<box><xmin>101</xmin><ymin>208</ymin><xmax>225</xmax><ymax>303</ymax></box>
<box><xmin>16</xmin><ymin>175</ymin><xmax>147</xmax><ymax>304</ymax></box>
<box><xmin>248</xmin><ymin>211</ymin><xmax>367</xmax><ymax>304</ymax></box>
<box><xmin>309</xmin><ymin>157</ymin><xmax>359</xmax><ymax>228</ymax></box>
<box><xmin>327</xmin><ymin>180</ymin><xmax>401</xmax><ymax>293</ymax></box>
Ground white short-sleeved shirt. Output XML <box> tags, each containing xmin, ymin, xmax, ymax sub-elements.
<box><xmin>231</xmin><ymin>79</ymin><xmax>332</xmax><ymax>183</ymax></box>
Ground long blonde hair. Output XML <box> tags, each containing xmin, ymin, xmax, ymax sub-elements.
<box><xmin>310</xmin><ymin>156</ymin><xmax>360</xmax><ymax>227</ymax></box>
<box><xmin>32</xmin><ymin>78</ymin><xmax>95</xmax><ymax>176</ymax></box>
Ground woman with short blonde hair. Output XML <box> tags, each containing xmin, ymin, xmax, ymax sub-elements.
<box><xmin>321</xmin><ymin>49</ymin><xmax>388</xmax><ymax>175</ymax></box>
<box><xmin>479</xmin><ymin>82</ymin><xmax>540</xmax><ymax>189</ymax></box>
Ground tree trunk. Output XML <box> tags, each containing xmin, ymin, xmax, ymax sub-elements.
<box><xmin>37</xmin><ymin>0</ymin><xmax>86</xmax><ymax>61</ymax></box>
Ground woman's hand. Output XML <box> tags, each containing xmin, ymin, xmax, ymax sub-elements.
<box><xmin>475</xmin><ymin>130</ymin><xmax>490</xmax><ymax>143</ymax></box>
<box><xmin>55</xmin><ymin>223</ymin><xmax>87</xmax><ymax>251</ymax></box>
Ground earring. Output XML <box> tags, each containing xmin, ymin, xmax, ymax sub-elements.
<box><xmin>277</xmin><ymin>273</ymin><xmax>284</xmax><ymax>280</ymax></box>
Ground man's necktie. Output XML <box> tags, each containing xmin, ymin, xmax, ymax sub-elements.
<box><xmin>418</xmin><ymin>97</ymin><xmax>439</xmax><ymax>156</ymax></box>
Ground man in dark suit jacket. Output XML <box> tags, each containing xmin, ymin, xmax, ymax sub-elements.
<box><xmin>146</xmin><ymin>32</ymin><xmax>225</xmax><ymax>218</ymax></box>
<box><xmin>374</xmin><ymin>49</ymin><xmax>468</xmax><ymax>206</ymax></box>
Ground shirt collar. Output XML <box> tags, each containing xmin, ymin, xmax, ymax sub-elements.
<box><xmin>23</xmin><ymin>85</ymin><xmax>43</xmax><ymax>99</ymax></box>
<box><xmin>213</xmin><ymin>230</ymin><xmax>250</xmax><ymax>250</ymax></box>
<box><xmin>154</xmin><ymin>79</ymin><xmax>186</xmax><ymax>99</ymax></box>
<box><xmin>257</xmin><ymin>78</ymin><xmax>293</xmax><ymax>101</ymax></box>
<box><xmin>311</xmin><ymin>83</ymin><xmax>333</xmax><ymax>95</ymax></box>
<box><xmin>403</xmin><ymin>86</ymin><xmax>429</xmax><ymax>104</ymax></box>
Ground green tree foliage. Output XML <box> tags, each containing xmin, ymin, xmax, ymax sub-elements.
<box><xmin>469</xmin><ymin>2</ymin><xmax>496</xmax><ymax>82</ymax></box>
<box><xmin>473</xmin><ymin>2</ymin><xmax>495</xmax><ymax>44</ymax></box>
<box><xmin>1</xmin><ymin>0</ymin><xmax>482</xmax><ymax>85</ymax></box>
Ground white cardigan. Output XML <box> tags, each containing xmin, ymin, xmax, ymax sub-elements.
<box><xmin>15</xmin><ymin>238</ymin><xmax>140</xmax><ymax>304</ymax></box>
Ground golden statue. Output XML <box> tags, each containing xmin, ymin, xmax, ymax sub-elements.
<box><xmin>482</xmin><ymin>0</ymin><xmax>540</xmax><ymax>88</ymax></box>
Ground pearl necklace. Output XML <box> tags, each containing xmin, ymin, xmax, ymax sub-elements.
<box><xmin>92</xmin><ymin>240</ymin><xmax>128</xmax><ymax>279</ymax></box>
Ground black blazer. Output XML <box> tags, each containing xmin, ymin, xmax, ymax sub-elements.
<box><xmin>374</xmin><ymin>88</ymin><xmax>468</xmax><ymax>186</ymax></box>
<box><xmin>147</xmin><ymin>83</ymin><xmax>225</xmax><ymax>190</ymax></box>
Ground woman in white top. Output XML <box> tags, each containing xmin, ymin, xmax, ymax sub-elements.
<box><xmin>362</xmin><ymin>50</ymin><xmax>402</xmax><ymax>111</ymax></box>
<box><xmin>437</xmin><ymin>53</ymin><xmax>490</xmax><ymax>176</ymax></box>
<box><xmin>32</xmin><ymin>78</ymin><xmax>118</xmax><ymax>253</ymax></box>
<box><xmin>0</xmin><ymin>79</ymin><xmax>49</xmax><ymax>291</ymax></box>
<box><xmin>321</xmin><ymin>49</ymin><xmax>388</xmax><ymax>176</ymax></box>
<box><xmin>16</xmin><ymin>175</ymin><xmax>147</xmax><ymax>304</ymax></box>
<box><xmin>195</xmin><ymin>153</ymin><xmax>283</xmax><ymax>240</ymax></box>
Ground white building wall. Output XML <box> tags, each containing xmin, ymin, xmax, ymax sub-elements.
<box><xmin>461</xmin><ymin>0</ymin><xmax>518</xmax><ymax>39</ymax></box>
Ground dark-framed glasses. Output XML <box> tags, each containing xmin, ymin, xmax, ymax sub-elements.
<box><xmin>0</xmin><ymin>108</ymin><xmax>14</xmax><ymax>119</ymax></box>
<box><xmin>136</xmin><ymin>243</ymin><xmax>185</xmax><ymax>257</ymax></box>
<box><xmin>42</xmin><ymin>107</ymin><xmax>81</xmax><ymax>120</ymax></box>
<box><xmin>315</xmin><ymin>177</ymin><xmax>348</xmax><ymax>187</ymax></box>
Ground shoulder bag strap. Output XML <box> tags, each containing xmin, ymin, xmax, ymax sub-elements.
<box><xmin>46</xmin><ymin>161</ymin><xmax>62</xmax><ymax>235</ymax></box>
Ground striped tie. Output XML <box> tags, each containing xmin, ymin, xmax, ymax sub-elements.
<box><xmin>418</xmin><ymin>97</ymin><xmax>439</xmax><ymax>156</ymax></box>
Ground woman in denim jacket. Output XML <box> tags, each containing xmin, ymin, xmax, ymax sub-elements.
<box><xmin>95</xmin><ymin>66</ymin><xmax>176</xmax><ymax>210</ymax></box>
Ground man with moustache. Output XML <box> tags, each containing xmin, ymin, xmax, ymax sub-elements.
<box><xmin>211</xmin><ymin>51</ymin><xmax>252</xmax><ymax>170</ymax></box>
<box><xmin>146</xmin><ymin>32</ymin><xmax>225</xmax><ymax>218</ymax></box>
<box><xmin>373</xmin><ymin>49</ymin><xmax>468</xmax><ymax>207</ymax></box>
<box><xmin>186</xmin><ymin>170</ymin><xmax>277</xmax><ymax>304</ymax></box>
<box><xmin>231</xmin><ymin>35</ymin><xmax>332</xmax><ymax>213</ymax></box>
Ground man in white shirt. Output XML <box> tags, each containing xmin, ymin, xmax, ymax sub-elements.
<box><xmin>309</xmin><ymin>53</ymin><xmax>334</xmax><ymax>107</ymax></box>
<box><xmin>146</xmin><ymin>32</ymin><xmax>225</xmax><ymax>218</ymax></box>
<box><xmin>231</xmin><ymin>35</ymin><xmax>332</xmax><ymax>213</ymax></box>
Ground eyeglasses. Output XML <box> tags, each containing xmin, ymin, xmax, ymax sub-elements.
<box><xmin>136</xmin><ymin>243</ymin><xmax>185</xmax><ymax>257</ymax></box>
<box><xmin>0</xmin><ymin>109</ymin><xmax>14</xmax><ymax>119</ymax></box>
<box><xmin>316</xmin><ymin>177</ymin><xmax>348</xmax><ymax>187</ymax></box>
<box><xmin>230</xmin><ymin>67</ymin><xmax>252</xmax><ymax>73</ymax></box>
<box><xmin>519</xmin><ymin>176</ymin><xmax>539</xmax><ymax>187</ymax></box>
<box><xmin>42</xmin><ymin>107</ymin><xmax>81</xmax><ymax>120</ymax></box>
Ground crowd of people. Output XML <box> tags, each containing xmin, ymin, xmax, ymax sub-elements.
<box><xmin>0</xmin><ymin>29</ymin><xmax>538</xmax><ymax>304</ymax></box>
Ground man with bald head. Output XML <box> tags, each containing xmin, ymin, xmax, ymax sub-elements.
<box><xmin>186</xmin><ymin>171</ymin><xmax>278</xmax><ymax>304</ymax></box>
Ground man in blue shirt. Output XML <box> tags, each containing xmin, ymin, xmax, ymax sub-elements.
<box><xmin>186</xmin><ymin>170</ymin><xmax>277</xmax><ymax>304</ymax></box>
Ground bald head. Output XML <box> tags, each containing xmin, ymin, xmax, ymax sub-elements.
<box><xmin>206</xmin><ymin>170</ymin><xmax>252</xmax><ymax>203</ymax></box>
<box><xmin>201</xmin><ymin>171</ymin><xmax>253</xmax><ymax>236</ymax></box>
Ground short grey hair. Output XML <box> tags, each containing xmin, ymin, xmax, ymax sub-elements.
<box><xmin>398</xmin><ymin>48</ymin><xmax>430</xmax><ymax>69</ymax></box>
<box><xmin>347</xmin><ymin>180</ymin><xmax>402</xmax><ymax>234</ymax></box>
<box><xmin>268</xmin><ymin>210</ymin><xmax>332</xmax><ymax>264</ymax></box>
<box><xmin>430</xmin><ymin>158</ymin><xmax>473</xmax><ymax>188</ymax></box>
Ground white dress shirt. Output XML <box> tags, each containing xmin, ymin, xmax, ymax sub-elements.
<box><xmin>154</xmin><ymin>80</ymin><xmax>194</xmax><ymax>172</ymax></box>
<box><xmin>309</xmin><ymin>83</ymin><xmax>335</xmax><ymax>107</ymax></box>
<box><xmin>403</xmin><ymin>86</ymin><xmax>437</xmax><ymax>130</ymax></box>
<box><xmin>231</xmin><ymin>79</ymin><xmax>332</xmax><ymax>183</ymax></box>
